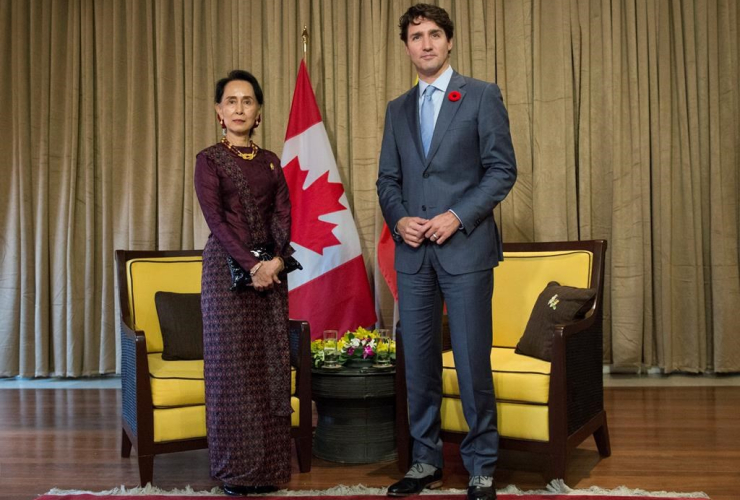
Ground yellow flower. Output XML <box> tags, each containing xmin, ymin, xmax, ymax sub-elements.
<box><xmin>310</xmin><ymin>339</ymin><xmax>324</xmax><ymax>352</ymax></box>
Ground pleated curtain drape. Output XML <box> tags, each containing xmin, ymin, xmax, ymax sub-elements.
<box><xmin>1</xmin><ymin>0</ymin><xmax>738</xmax><ymax>377</ymax></box>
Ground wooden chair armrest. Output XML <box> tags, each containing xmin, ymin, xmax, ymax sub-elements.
<box><xmin>120</xmin><ymin>320</ymin><xmax>143</xmax><ymax>342</ymax></box>
<box><xmin>560</xmin><ymin>312</ymin><xmax>596</xmax><ymax>338</ymax></box>
<box><xmin>551</xmin><ymin>311</ymin><xmax>605</xmax><ymax>435</ymax></box>
<box><xmin>288</xmin><ymin>319</ymin><xmax>311</xmax><ymax>370</ymax></box>
<box><xmin>119</xmin><ymin>320</ymin><xmax>153</xmax><ymax>441</ymax></box>
<box><xmin>288</xmin><ymin>319</ymin><xmax>312</xmax><ymax>433</ymax></box>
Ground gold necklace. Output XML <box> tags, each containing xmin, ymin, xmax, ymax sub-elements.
<box><xmin>221</xmin><ymin>137</ymin><xmax>259</xmax><ymax>161</ymax></box>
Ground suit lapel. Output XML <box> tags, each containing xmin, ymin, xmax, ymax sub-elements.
<box><xmin>425</xmin><ymin>72</ymin><xmax>467</xmax><ymax>168</ymax></box>
<box><xmin>403</xmin><ymin>85</ymin><xmax>425</xmax><ymax>163</ymax></box>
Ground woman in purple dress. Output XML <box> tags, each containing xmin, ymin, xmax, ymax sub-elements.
<box><xmin>194</xmin><ymin>70</ymin><xmax>293</xmax><ymax>496</ymax></box>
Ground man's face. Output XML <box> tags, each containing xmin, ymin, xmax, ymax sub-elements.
<box><xmin>404</xmin><ymin>17</ymin><xmax>453</xmax><ymax>81</ymax></box>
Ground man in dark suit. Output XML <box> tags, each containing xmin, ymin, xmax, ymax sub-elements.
<box><xmin>376</xmin><ymin>4</ymin><xmax>517</xmax><ymax>500</ymax></box>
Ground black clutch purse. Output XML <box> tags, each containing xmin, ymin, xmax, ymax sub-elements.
<box><xmin>227</xmin><ymin>247</ymin><xmax>302</xmax><ymax>291</ymax></box>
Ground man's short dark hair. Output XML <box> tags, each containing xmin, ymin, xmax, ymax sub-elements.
<box><xmin>399</xmin><ymin>3</ymin><xmax>454</xmax><ymax>43</ymax></box>
<box><xmin>214</xmin><ymin>69</ymin><xmax>264</xmax><ymax>105</ymax></box>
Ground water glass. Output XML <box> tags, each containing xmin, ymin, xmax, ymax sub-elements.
<box><xmin>323</xmin><ymin>330</ymin><xmax>339</xmax><ymax>368</ymax></box>
<box><xmin>375</xmin><ymin>329</ymin><xmax>392</xmax><ymax>367</ymax></box>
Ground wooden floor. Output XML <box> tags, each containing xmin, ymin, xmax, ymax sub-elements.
<box><xmin>0</xmin><ymin>387</ymin><xmax>738</xmax><ymax>500</ymax></box>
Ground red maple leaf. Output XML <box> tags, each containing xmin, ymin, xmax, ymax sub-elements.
<box><xmin>283</xmin><ymin>157</ymin><xmax>346</xmax><ymax>255</ymax></box>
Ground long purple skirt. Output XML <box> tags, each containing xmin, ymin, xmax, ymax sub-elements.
<box><xmin>200</xmin><ymin>235</ymin><xmax>292</xmax><ymax>487</ymax></box>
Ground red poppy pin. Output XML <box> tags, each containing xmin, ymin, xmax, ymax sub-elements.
<box><xmin>448</xmin><ymin>91</ymin><xmax>461</xmax><ymax>102</ymax></box>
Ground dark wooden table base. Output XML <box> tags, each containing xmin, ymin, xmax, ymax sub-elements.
<box><xmin>312</xmin><ymin>365</ymin><xmax>396</xmax><ymax>463</ymax></box>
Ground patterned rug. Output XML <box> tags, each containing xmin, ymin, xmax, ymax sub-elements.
<box><xmin>36</xmin><ymin>483</ymin><xmax>710</xmax><ymax>500</ymax></box>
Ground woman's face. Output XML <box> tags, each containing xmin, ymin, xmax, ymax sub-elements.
<box><xmin>215</xmin><ymin>80</ymin><xmax>261</xmax><ymax>140</ymax></box>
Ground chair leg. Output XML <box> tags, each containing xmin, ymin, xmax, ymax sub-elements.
<box><xmin>121</xmin><ymin>428</ymin><xmax>132</xmax><ymax>458</ymax></box>
<box><xmin>396</xmin><ymin>425</ymin><xmax>411</xmax><ymax>473</ymax></box>
<box><xmin>594</xmin><ymin>417</ymin><xmax>612</xmax><ymax>457</ymax></box>
<box><xmin>543</xmin><ymin>453</ymin><xmax>567</xmax><ymax>483</ymax></box>
<box><xmin>137</xmin><ymin>455</ymin><xmax>154</xmax><ymax>486</ymax></box>
<box><xmin>295</xmin><ymin>435</ymin><xmax>312</xmax><ymax>473</ymax></box>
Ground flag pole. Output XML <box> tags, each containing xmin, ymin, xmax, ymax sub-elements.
<box><xmin>302</xmin><ymin>25</ymin><xmax>309</xmax><ymax>63</ymax></box>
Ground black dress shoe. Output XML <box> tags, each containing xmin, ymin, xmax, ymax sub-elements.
<box><xmin>467</xmin><ymin>484</ymin><xmax>496</xmax><ymax>500</ymax></box>
<box><xmin>386</xmin><ymin>469</ymin><xmax>443</xmax><ymax>497</ymax></box>
<box><xmin>222</xmin><ymin>484</ymin><xmax>278</xmax><ymax>496</ymax></box>
<box><xmin>222</xmin><ymin>484</ymin><xmax>248</xmax><ymax>497</ymax></box>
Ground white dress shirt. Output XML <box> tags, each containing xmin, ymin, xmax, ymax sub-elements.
<box><xmin>418</xmin><ymin>65</ymin><xmax>454</xmax><ymax>127</ymax></box>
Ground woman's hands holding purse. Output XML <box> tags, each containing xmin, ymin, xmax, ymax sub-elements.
<box><xmin>229</xmin><ymin>248</ymin><xmax>301</xmax><ymax>292</ymax></box>
<box><xmin>250</xmin><ymin>258</ymin><xmax>284</xmax><ymax>291</ymax></box>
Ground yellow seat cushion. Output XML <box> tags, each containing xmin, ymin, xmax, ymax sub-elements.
<box><xmin>126</xmin><ymin>257</ymin><xmax>203</xmax><ymax>353</ymax></box>
<box><xmin>153</xmin><ymin>397</ymin><xmax>301</xmax><ymax>442</ymax></box>
<box><xmin>148</xmin><ymin>353</ymin><xmax>298</xmax><ymax>408</ymax></box>
<box><xmin>441</xmin><ymin>398</ymin><xmax>549</xmax><ymax>442</ymax></box>
<box><xmin>149</xmin><ymin>354</ymin><xmax>205</xmax><ymax>407</ymax></box>
<box><xmin>290</xmin><ymin>396</ymin><xmax>300</xmax><ymax>428</ymax></box>
<box><xmin>153</xmin><ymin>405</ymin><xmax>207</xmax><ymax>442</ymax></box>
<box><xmin>154</xmin><ymin>396</ymin><xmax>301</xmax><ymax>443</ymax></box>
<box><xmin>441</xmin><ymin>347</ymin><xmax>550</xmax><ymax>441</ymax></box>
<box><xmin>493</xmin><ymin>250</ymin><xmax>593</xmax><ymax>347</ymax></box>
<box><xmin>442</xmin><ymin>347</ymin><xmax>551</xmax><ymax>404</ymax></box>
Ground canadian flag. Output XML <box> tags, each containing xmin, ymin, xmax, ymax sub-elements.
<box><xmin>281</xmin><ymin>60</ymin><xmax>376</xmax><ymax>339</ymax></box>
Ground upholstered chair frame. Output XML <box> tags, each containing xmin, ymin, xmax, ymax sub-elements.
<box><xmin>116</xmin><ymin>249</ymin><xmax>312</xmax><ymax>486</ymax></box>
<box><xmin>394</xmin><ymin>240</ymin><xmax>611</xmax><ymax>481</ymax></box>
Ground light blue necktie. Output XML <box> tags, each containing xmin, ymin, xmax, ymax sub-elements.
<box><xmin>420</xmin><ymin>85</ymin><xmax>436</xmax><ymax>156</ymax></box>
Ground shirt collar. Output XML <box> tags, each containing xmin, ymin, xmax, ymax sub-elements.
<box><xmin>418</xmin><ymin>65</ymin><xmax>454</xmax><ymax>96</ymax></box>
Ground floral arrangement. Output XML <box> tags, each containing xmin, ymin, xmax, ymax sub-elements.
<box><xmin>311</xmin><ymin>327</ymin><xmax>396</xmax><ymax>368</ymax></box>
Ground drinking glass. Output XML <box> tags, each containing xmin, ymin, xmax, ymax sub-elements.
<box><xmin>322</xmin><ymin>330</ymin><xmax>339</xmax><ymax>368</ymax></box>
<box><xmin>374</xmin><ymin>329</ymin><xmax>392</xmax><ymax>367</ymax></box>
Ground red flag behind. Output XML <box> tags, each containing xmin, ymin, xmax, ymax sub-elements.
<box><xmin>377</xmin><ymin>223</ymin><xmax>398</xmax><ymax>301</ymax></box>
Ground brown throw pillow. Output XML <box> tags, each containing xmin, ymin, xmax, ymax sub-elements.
<box><xmin>154</xmin><ymin>292</ymin><xmax>204</xmax><ymax>361</ymax></box>
<box><xmin>515</xmin><ymin>281</ymin><xmax>596</xmax><ymax>362</ymax></box>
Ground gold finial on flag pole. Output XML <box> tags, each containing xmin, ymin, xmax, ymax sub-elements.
<box><xmin>302</xmin><ymin>26</ymin><xmax>309</xmax><ymax>62</ymax></box>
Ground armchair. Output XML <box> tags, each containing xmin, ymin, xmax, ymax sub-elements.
<box><xmin>115</xmin><ymin>250</ymin><xmax>312</xmax><ymax>486</ymax></box>
<box><xmin>395</xmin><ymin>240</ymin><xmax>610</xmax><ymax>481</ymax></box>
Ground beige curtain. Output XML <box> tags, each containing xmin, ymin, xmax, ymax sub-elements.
<box><xmin>1</xmin><ymin>0</ymin><xmax>738</xmax><ymax>377</ymax></box>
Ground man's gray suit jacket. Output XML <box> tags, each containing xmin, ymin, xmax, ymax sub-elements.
<box><xmin>377</xmin><ymin>71</ymin><xmax>517</xmax><ymax>275</ymax></box>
